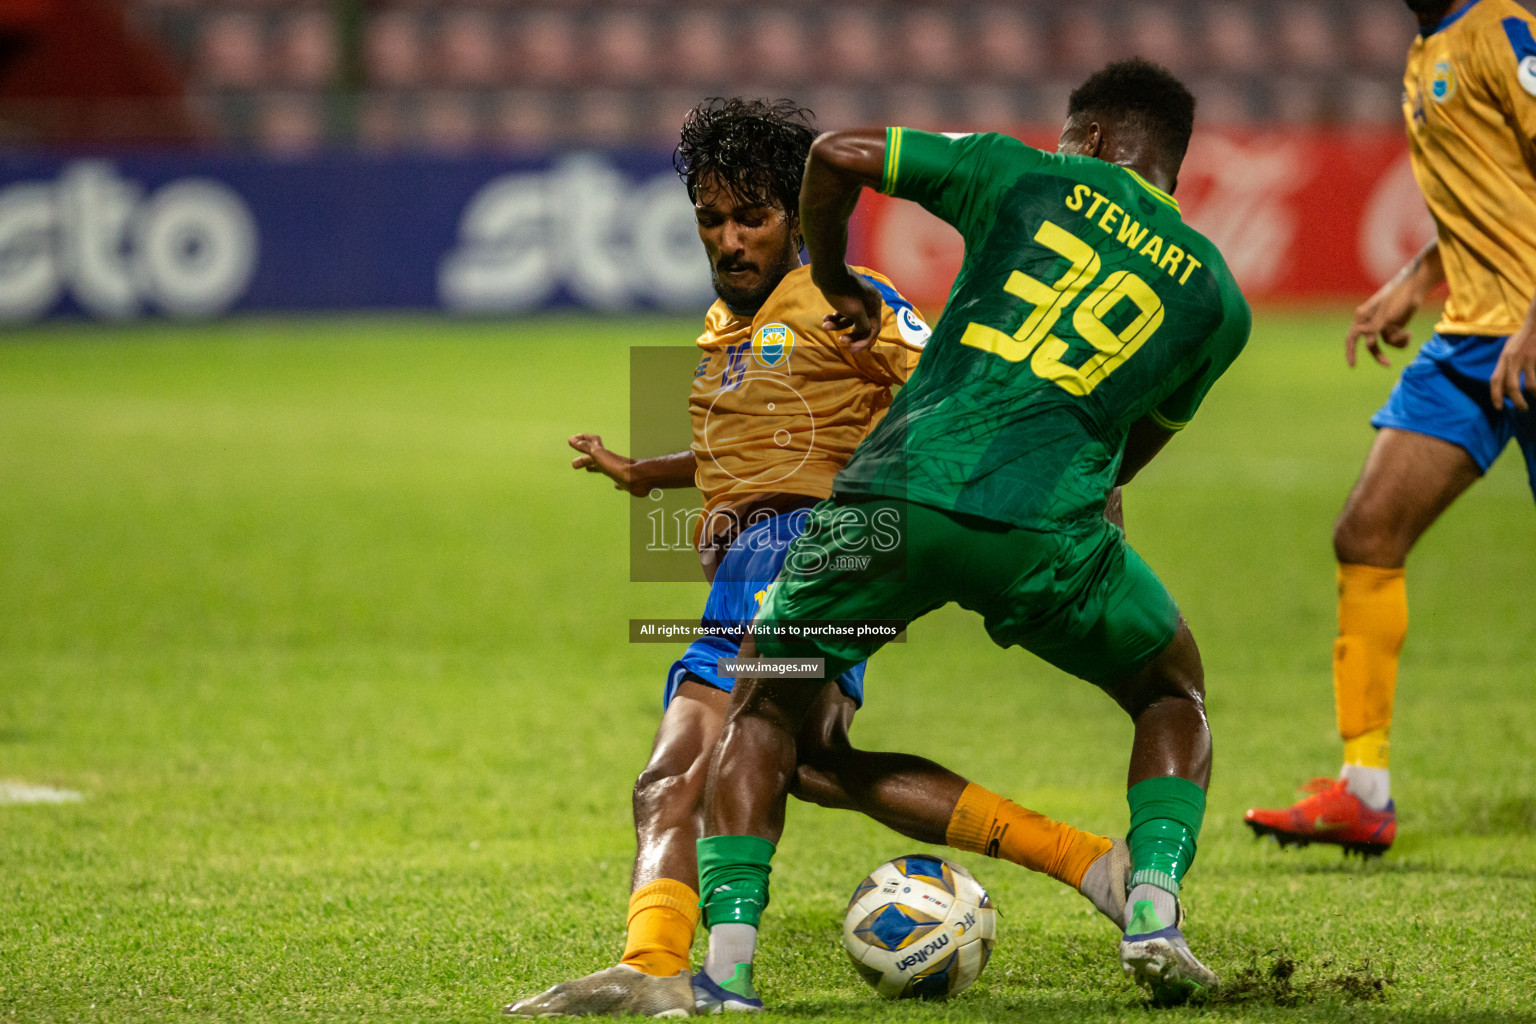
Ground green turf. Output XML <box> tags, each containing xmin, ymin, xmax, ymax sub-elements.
<box><xmin>1</xmin><ymin>312</ymin><xmax>1532</xmax><ymax>1023</ymax></box>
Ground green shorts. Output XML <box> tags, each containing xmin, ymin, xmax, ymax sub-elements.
<box><xmin>754</xmin><ymin>497</ymin><xmax>1179</xmax><ymax>687</ymax></box>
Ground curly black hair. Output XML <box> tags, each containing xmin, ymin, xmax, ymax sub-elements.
<box><xmin>1068</xmin><ymin>58</ymin><xmax>1196</xmax><ymax>167</ymax></box>
<box><xmin>674</xmin><ymin>98</ymin><xmax>818</xmax><ymax>214</ymax></box>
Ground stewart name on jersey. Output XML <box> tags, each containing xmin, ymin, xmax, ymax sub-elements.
<box><xmin>833</xmin><ymin>128</ymin><xmax>1251</xmax><ymax>531</ymax></box>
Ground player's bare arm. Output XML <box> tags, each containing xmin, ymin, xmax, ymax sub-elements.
<box><xmin>1117</xmin><ymin>418</ymin><xmax>1178</xmax><ymax>487</ymax></box>
<box><xmin>1490</xmin><ymin>295</ymin><xmax>1536</xmax><ymax>410</ymax></box>
<box><xmin>568</xmin><ymin>434</ymin><xmax>696</xmax><ymax>496</ymax></box>
<box><xmin>1346</xmin><ymin>240</ymin><xmax>1444</xmax><ymax>368</ymax></box>
<box><xmin>801</xmin><ymin>130</ymin><xmax>888</xmax><ymax>350</ymax></box>
<box><xmin>1103</xmin><ymin>419</ymin><xmax>1178</xmax><ymax>529</ymax></box>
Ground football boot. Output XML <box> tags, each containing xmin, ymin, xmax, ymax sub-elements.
<box><xmin>691</xmin><ymin>965</ymin><xmax>763</xmax><ymax>1014</ymax></box>
<box><xmin>503</xmin><ymin>964</ymin><xmax>694</xmax><ymax>1018</ymax></box>
<box><xmin>1119</xmin><ymin>898</ymin><xmax>1218</xmax><ymax>1006</ymax></box>
<box><xmin>1244</xmin><ymin>777</ymin><xmax>1396</xmax><ymax>856</ymax></box>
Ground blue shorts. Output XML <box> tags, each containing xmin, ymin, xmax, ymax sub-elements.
<box><xmin>665</xmin><ymin>510</ymin><xmax>867</xmax><ymax>709</ymax></box>
<box><xmin>1371</xmin><ymin>332</ymin><xmax>1536</xmax><ymax>497</ymax></box>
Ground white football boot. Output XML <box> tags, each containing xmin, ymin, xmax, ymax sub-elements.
<box><xmin>503</xmin><ymin>964</ymin><xmax>695</xmax><ymax>1018</ymax></box>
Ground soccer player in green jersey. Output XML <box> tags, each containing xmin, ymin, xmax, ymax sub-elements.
<box><xmin>691</xmin><ymin>59</ymin><xmax>1251</xmax><ymax>1008</ymax></box>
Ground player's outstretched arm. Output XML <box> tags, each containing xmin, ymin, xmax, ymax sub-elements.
<box><xmin>1346</xmin><ymin>240</ymin><xmax>1443</xmax><ymax>368</ymax></box>
<box><xmin>1491</xmin><ymin>296</ymin><xmax>1536</xmax><ymax>411</ymax></box>
<box><xmin>568</xmin><ymin>433</ymin><xmax>696</xmax><ymax>496</ymax></box>
<box><xmin>802</xmin><ymin>129</ymin><xmax>887</xmax><ymax>351</ymax></box>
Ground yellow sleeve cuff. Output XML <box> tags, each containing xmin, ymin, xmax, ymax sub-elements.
<box><xmin>881</xmin><ymin>126</ymin><xmax>902</xmax><ymax>195</ymax></box>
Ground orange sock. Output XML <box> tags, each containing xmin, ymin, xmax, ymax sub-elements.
<box><xmin>1333</xmin><ymin>564</ymin><xmax>1407</xmax><ymax>770</ymax></box>
<box><xmin>618</xmin><ymin>879</ymin><xmax>699</xmax><ymax>977</ymax></box>
<box><xmin>944</xmin><ymin>783</ymin><xmax>1112</xmax><ymax>889</ymax></box>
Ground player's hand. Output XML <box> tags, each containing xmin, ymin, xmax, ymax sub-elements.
<box><xmin>568</xmin><ymin>434</ymin><xmax>644</xmax><ymax>494</ymax></box>
<box><xmin>1491</xmin><ymin>326</ymin><xmax>1536</xmax><ymax>411</ymax></box>
<box><xmin>1345</xmin><ymin>277</ymin><xmax>1419</xmax><ymax>367</ymax></box>
<box><xmin>818</xmin><ymin>273</ymin><xmax>885</xmax><ymax>352</ymax></box>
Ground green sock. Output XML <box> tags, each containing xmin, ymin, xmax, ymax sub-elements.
<box><xmin>696</xmin><ymin>834</ymin><xmax>776</xmax><ymax>928</ymax></box>
<box><xmin>1125</xmin><ymin>775</ymin><xmax>1206</xmax><ymax>895</ymax></box>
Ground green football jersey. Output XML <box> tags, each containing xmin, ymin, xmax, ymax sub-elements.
<box><xmin>834</xmin><ymin>128</ymin><xmax>1252</xmax><ymax>530</ymax></box>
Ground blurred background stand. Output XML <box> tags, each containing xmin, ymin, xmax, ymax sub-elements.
<box><xmin>0</xmin><ymin>0</ymin><xmax>1415</xmax><ymax>154</ymax></box>
<box><xmin>0</xmin><ymin>0</ymin><xmax>206</xmax><ymax>146</ymax></box>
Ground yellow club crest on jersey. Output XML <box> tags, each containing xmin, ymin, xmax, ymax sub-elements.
<box><xmin>752</xmin><ymin>323</ymin><xmax>794</xmax><ymax>368</ymax></box>
<box><xmin>1431</xmin><ymin>60</ymin><xmax>1456</xmax><ymax>103</ymax></box>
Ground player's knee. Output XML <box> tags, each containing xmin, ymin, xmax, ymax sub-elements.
<box><xmin>788</xmin><ymin>763</ymin><xmax>830</xmax><ymax>805</ymax></box>
<box><xmin>1333</xmin><ymin>509</ymin><xmax>1376</xmax><ymax>564</ymax></box>
<box><xmin>788</xmin><ymin>736</ymin><xmax>854</xmax><ymax>809</ymax></box>
<box><xmin>632</xmin><ymin>746</ymin><xmax>709</xmax><ymax>827</ymax></box>
<box><xmin>1333</xmin><ymin>499</ymin><xmax>1407</xmax><ymax>566</ymax></box>
<box><xmin>1109</xmin><ymin>623</ymin><xmax>1205</xmax><ymax>718</ymax></box>
<box><xmin>1155</xmin><ymin>654</ymin><xmax>1205</xmax><ymax>708</ymax></box>
<box><xmin>1136</xmin><ymin>665</ymin><xmax>1203</xmax><ymax>720</ymax></box>
<box><xmin>784</xmin><ymin>686</ymin><xmax>858</xmax><ymax>807</ymax></box>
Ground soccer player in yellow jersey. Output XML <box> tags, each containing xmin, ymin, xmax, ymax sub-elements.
<box><xmin>505</xmin><ymin>98</ymin><xmax>1133</xmax><ymax>1018</ymax></box>
<box><xmin>1245</xmin><ymin>0</ymin><xmax>1536</xmax><ymax>855</ymax></box>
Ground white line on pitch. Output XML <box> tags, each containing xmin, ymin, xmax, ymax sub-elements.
<box><xmin>0</xmin><ymin>781</ymin><xmax>84</xmax><ymax>805</ymax></box>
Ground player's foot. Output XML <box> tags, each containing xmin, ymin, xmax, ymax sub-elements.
<box><xmin>1078</xmin><ymin>838</ymin><xmax>1131</xmax><ymax>927</ymax></box>
<box><xmin>691</xmin><ymin>964</ymin><xmax>763</xmax><ymax>1014</ymax></box>
<box><xmin>502</xmin><ymin>964</ymin><xmax>695</xmax><ymax>1018</ymax></box>
<box><xmin>1119</xmin><ymin>899</ymin><xmax>1218</xmax><ymax>1006</ymax></box>
<box><xmin>1244</xmin><ymin>777</ymin><xmax>1396</xmax><ymax>856</ymax></box>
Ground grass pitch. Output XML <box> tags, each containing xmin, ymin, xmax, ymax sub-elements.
<box><xmin>1</xmin><ymin>312</ymin><xmax>1533</xmax><ymax>1023</ymax></box>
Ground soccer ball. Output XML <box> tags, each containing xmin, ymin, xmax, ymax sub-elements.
<box><xmin>841</xmin><ymin>854</ymin><xmax>995</xmax><ymax>1000</ymax></box>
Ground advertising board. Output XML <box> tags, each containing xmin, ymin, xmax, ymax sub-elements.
<box><xmin>0</xmin><ymin>130</ymin><xmax>1432</xmax><ymax>323</ymax></box>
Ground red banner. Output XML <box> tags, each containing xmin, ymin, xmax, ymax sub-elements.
<box><xmin>848</xmin><ymin>128</ymin><xmax>1435</xmax><ymax>308</ymax></box>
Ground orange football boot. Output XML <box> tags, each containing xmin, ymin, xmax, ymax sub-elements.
<box><xmin>1244</xmin><ymin>777</ymin><xmax>1396</xmax><ymax>857</ymax></box>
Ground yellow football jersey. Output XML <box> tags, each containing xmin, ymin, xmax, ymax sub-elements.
<box><xmin>690</xmin><ymin>263</ymin><xmax>928</xmax><ymax>522</ymax></box>
<box><xmin>1405</xmin><ymin>0</ymin><xmax>1536</xmax><ymax>334</ymax></box>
